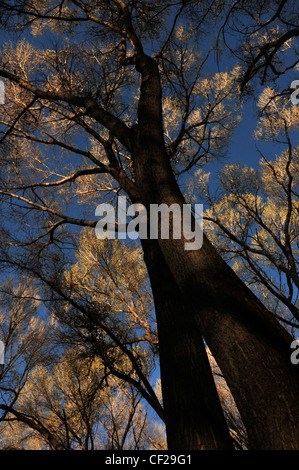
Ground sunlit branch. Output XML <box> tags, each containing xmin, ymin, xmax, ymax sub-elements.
<box><xmin>0</xmin><ymin>97</ymin><xmax>36</xmax><ymax>145</ymax></box>
<box><xmin>3</xmin><ymin>257</ymin><xmax>164</xmax><ymax>422</ymax></box>
<box><xmin>0</xmin><ymin>69</ymin><xmax>133</xmax><ymax>151</ymax></box>
<box><xmin>0</xmin><ymin>190</ymin><xmax>97</xmax><ymax>228</ymax></box>
<box><xmin>241</xmin><ymin>26</ymin><xmax>299</xmax><ymax>89</ymax></box>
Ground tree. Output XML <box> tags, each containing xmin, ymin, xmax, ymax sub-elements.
<box><xmin>0</xmin><ymin>233</ymin><xmax>241</xmax><ymax>450</ymax></box>
<box><xmin>207</xmin><ymin>348</ymin><xmax>248</xmax><ymax>450</ymax></box>
<box><xmin>198</xmin><ymin>87</ymin><xmax>299</xmax><ymax>329</ymax></box>
<box><xmin>0</xmin><ymin>0</ymin><xmax>298</xmax><ymax>449</ymax></box>
<box><xmin>54</xmin><ymin>232</ymin><xmax>163</xmax><ymax>423</ymax></box>
<box><xmin>0</xmin><ymin>247</ymin><xmax>166</xmax><ymax>450</ymax></box>
<box><xmin>0</xmin><ymin>276</ymin><xmax>65</xmax><ymax>450</ymax></box>
<box><xmin>0</xmin><ymin>352</ymin><xmax>166</xmax><ymax>450</ymax></box>
<box><xmin>1</xmin><ymin>352</ymin><xmax>165</xmax><ymax>450</ymax></box>
<box><xmin>203</xmin><ymin>0</ymin><xmax>299</xmax><ymax>90</ymax></box>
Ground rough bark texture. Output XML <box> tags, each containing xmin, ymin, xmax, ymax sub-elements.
<box><xmin>160</xmin><ymin>233</ymin><xmax>299</xmax><ymax>450</ymax></box>
<box><xmin>132</xmin><ymin>53</ymin><xmax>299</xmax><ymax>450</ymax></box>
<box><xmin>142</xmin><ymin>239</ymin><xmax>234</xmax><ymax>450</ymax></box>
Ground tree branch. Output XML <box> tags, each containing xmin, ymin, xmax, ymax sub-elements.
<box><xmin>0</xmin><ymin>70</ymin><xmax>133</xmax><ymax>151</ymax></box>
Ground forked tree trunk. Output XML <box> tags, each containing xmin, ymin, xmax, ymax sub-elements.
<box><xmin>145</xmin><ymin>230</ymin><xmax>299</xmax><ymax>450</ymax></box>
<box><xmin>132</xmin><ymin>53</ymin><xmax>299</xmax><ymax>450</ymax></box>
<box><xmin>141</xmin><ymin>239</ymin><xmax>234</xmax><ymax>450</ymax></box>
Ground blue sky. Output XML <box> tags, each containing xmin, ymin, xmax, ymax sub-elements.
<box><xmin>0</xmin><ymin>8</ymin><xmax>298</xmax><ymax>436</ymax></box>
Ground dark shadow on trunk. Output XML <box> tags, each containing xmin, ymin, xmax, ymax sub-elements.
<box><xmin>141</xmin><ymin>239</ymin><xmax>234</xmax><ymax>450</ymax></box>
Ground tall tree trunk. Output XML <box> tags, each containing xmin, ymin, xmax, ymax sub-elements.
<box><xmin>161</xmin><ymin>231</ymin><xmax>299</xmax><ymax>450</ymax></box>
<box><xmin>133</xmin><ymin>53</ymin><xmax>299</xmax><ymax>450</ymax></box>
<box><xmin>141</xmin><ymin>239</ymin><xmax>234</xmax><ymax>450</ymax></box>
<box><xmin>144</xmin><ymin>229</ymin><xmax>299</xmax><ymax>450</ymax></box>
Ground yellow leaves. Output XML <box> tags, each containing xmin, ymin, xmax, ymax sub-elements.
<box><xmin>169</xmin><ymin>23</ymin><xmax>201</xmax><ymax>70</ymax></box>
<box><xmin>195</xmin><ymin>65</ymin><xmax>242</xmax><ymax>99</ymax></box>
<box><xmin>218</xmin><ymin>163</ymin><xmax>260</xmax><ymax>197</ymax></box>
<box><xmin>16</xmin><ymin>353</ymin><xmax>107</xmax><ymax>446</ymax></box>
<box><xmin>198</xmin><ymin>138</ymin><xmax>299</xmax><ymax>326</ymax></box>
<box><xmin>163</xmin><ymin>64</ymin><xmax>242</xmax><ymax>169</ymax></box>
<box><xmin>175</xmin><ymin>24</ymin><xmax>187</xmax><ymax>42</ymax></box>
<box><xmin>2</xmin><ymin>39</ymin><xmax>41</xmax><ymax>78</ymax></box>
<box><xmin>186</xmin><ymin>107</ymin><xmax>203</xmax><ymax>128</ymax></box>
<box><xmin>209</xmin><ymin>156</ymin><xmax>297</xmax><ymax>244</ymax></box>
<box><xmin>260</xmin><ymin>146</ymin><xmax>299</xmax><ymax>191</ymax></box>
<box><xmin>247</xmin><ymin>26</ymin><xmax>281</xmax><ymax>48</ymax></box>
<box><xmin>29</xmin><ymin>4</ymin><xmax>76</xmax><ymax>37</ymax></box>
<box><xmin>255</xmin><ymin>87</ymin><xmax>299</xmax><ymax>140</ymax></box>
<box><xmin>194</xmin><ymin>167</ymin><xmax>210</xmax><ymax>190</ymax></box>
<box><xmin>163</xmin><ymin>95</ymin><xmax>185</xmax><ymax>143</ymax></box>
<box><xmin>73</xmin><ymin>170</ymin><xmax>115</xmax><ymax>207</ymax></box>
<box><xmin>257</xmin><ymin>148</ymin><xmax>299</xmax><ymax>245</ymax></box>
<box><xmin>64</xmin><ymin>229</ymin><xmax>154</xmax><ymax>342</ymax></box>
<box><xmin>185</xmin><ymin>167</ymin><xmax>210</xmax><ymax>204</ymax></box>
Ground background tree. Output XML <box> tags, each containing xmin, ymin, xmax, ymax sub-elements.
<box><xmin>207</xmin><ymin>348</ymin><xmax>248</xmax><ymax>450</ymax></box>
<box><xmin>0</xmin><ymin>2</ymin><xmax>238</xmax><ymax>449</ymax></box>
<box><xmin>0</xmin><ymin>0</ymin><xmax>298</xmax><ymax>449</ymax></box>
<box><xmin>0</xmin><ymin>242</ymin><xmax>166</xmax><ymax>450</ymax></box>
<box><xmin>194</xmin><ymin>87</ymin><xmax>299</xmax><ymax>330</ymax></box>
<box><xmin>184</xmin><ymin>0</ymin><xmax>299</xmax><ymax>90</ymax></box>
<box><xmin>0</xmin><ymin>276</ymin><xmax>64</xmax><ymax>449</ymax></box>
<box><xmin>0</xmin><ymin>352</ymin><xmax>165</xmax><ymax>450</ymax></box>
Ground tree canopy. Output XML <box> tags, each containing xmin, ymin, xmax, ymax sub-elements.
<box><xmin>0</xmin><ymin>0</ymin><xmax>298</xmax><ymax>451</ymax></box>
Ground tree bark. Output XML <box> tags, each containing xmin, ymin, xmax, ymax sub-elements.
<box><xmin>144</xmin><ymin>228</ymin><xmax>299</xmax><ymax>449</ymax></box>
<box><xmin>136</xmin><ymin>138</ymin><xmax>299</xmax><ymax>449</ymax></box>
<box><xmin>163</xmin><ymin>234</ymin><xmax>299</xmax><ymax>450</ymax></box>
<box><xmin>141</xmin><ymin>239</ymin><xmax>234</xmax><ymax>450</ymax></box>
<box><xmin>133</xmin><ymin>52</ymin><xmax>299</xmax><ymax>450</ymax></box>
